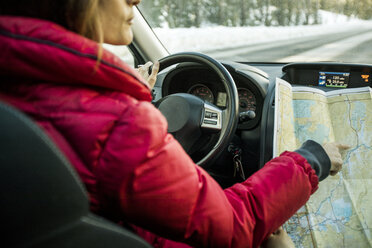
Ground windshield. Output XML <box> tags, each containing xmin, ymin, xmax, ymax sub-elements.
<box><xmin>138</xmin><ymin>1</ymin><xmax>372</xmax><ymax>63</ymax></box>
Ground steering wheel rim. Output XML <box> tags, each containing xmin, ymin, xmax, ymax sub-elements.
<box><xmin>156</xmin><ymin>52</ymin><xmax>239</xmax><ymax>168</ymax></box>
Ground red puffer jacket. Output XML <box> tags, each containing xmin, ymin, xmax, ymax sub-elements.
<box><xmin>0</xmin><ymin>17</ymin><xmax>319</xmax><ymax>248</ymax></box>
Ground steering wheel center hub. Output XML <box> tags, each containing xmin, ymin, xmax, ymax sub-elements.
<box><xmin>158</xmin><ymin>93</ymin><xmax>203</xmax><ymax>133</ymax></box>
<box><xmin>158</xmin><ymin>93</ymin><xmax>204</xmax><ymax>152</ymax></box>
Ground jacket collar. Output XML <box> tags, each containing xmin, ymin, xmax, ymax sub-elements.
<box><xmin>0</xmin><ymin>16</ymin><xmax>152</xmax><ymax>101</ymax></box>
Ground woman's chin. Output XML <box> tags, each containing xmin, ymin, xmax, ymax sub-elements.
<box><xmin>104</xmin><ymin>31</ymin><xmax>133</xmax><ymax>46</ymax></box>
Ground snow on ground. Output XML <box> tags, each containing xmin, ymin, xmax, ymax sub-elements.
<box><xmin>153</xmin><ymin>10</ymin><xmax>372</xmax><ymax>53</ymax></box>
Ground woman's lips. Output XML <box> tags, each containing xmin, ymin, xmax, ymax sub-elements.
<box><xmin>127</xmin><ymin>16</ymin><xmax>134</xmax><ymax>25</ymax></box>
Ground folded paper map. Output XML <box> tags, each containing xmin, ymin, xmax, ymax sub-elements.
<box><xmin>274</xmin><ymin>78</ymin><xmax>372</xmax><ymax>248</ymax></box>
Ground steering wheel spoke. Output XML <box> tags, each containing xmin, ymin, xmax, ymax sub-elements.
<box><xmin>201</xmin><ymin>103</ymin><xmax>222</xmax><ymax>132</ymax></box>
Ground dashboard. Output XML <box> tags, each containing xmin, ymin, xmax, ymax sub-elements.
<box><xmin>282</xmin><ymin>63</ymin><xmax>372</xmax><ymax>90</ymax></box>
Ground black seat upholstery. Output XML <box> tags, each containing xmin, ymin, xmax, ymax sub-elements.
<box><xmin>0</xmin><ymin>102</ymin><xmax>152</xmax><ymax>248</ymax></box>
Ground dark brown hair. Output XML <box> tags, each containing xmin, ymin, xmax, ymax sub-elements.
<box><xmin>0</xmin><ymin>0</ymin><xmax>103</xmax><ymax>42</ymax></box>
<box><xmin>0</xmin><ymin>0</ymin><xmax>105</xmax><ymax>68</ymax></box>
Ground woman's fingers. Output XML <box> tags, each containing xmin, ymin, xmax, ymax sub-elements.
<box><xmin>148</xmin><ymin>61</ymin><xmax>160</xmax><ymax>89</ymax></box>
<box><xmin>323</xmin><ymin>142</ymin><xmax>350</xmax><ymax>176</ymax></box>
<box><xmin>330</xmin><ymin>157</ymin><xmax>343</xmax><ymax>175</ymax></box>
<box><xmin>335</xmin><ymin>142</ymin><xmax>351</xmax><ymax>150</ymax></box>
<box><xmin>261</xmin><ymin>227</ymin><xmax>295</xmax><ymax>248</ymax></box>
<box><xmin>137</xmin><ymin>61</ymin><xmax>152</xmax><ymax>75</ymax></box>
<box><xmin>151</xmin><ymin>61</ymin><xmax>160</xmax><ymax>76</ymax></box>
<box><xmin>136</xmin><ymin>61</ymin><xmax>159</xmax><ymax>89</ymax></box>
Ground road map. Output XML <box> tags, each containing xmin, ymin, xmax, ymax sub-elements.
<box><xmin>273</xmin><ymin>78</ymin><xmax>372</xmax><ymax>248</ymax></box>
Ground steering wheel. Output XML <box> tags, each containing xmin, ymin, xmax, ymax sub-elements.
<box><xmin>156</xmin><ymin>52</ymin><xmax>239</xmax><ymax>168</ymax></box>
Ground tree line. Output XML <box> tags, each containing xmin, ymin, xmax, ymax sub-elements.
<box><xmin>139</xmin><ymin>0</ymin><xmax>372</xmax><ymax>28</ymax></box>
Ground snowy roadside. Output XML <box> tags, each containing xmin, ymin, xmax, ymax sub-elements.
<box><xmin>152</xmin><ymin>10</ymin><xmax>371</xmax><ymax>53</ymax></box>
<box><xmin>154</xmin><ymin>21</ymin><xmax>372</xmax><ymax>54</ymax></box>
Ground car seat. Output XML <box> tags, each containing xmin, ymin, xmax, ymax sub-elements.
<box><xmin>0</xmin><ymin>101</ymin><xmax>152</xmax><ymax>248</ymax></box>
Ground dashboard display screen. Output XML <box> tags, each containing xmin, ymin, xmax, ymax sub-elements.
<box><xmin>319</xmin><ymin>71</ymin><xmax>350</xmax><ymax>88</ymax></box>
<box><xmin>216</xmin><ymin>92</ymin><xmax>227</xmax><ymax>107</ymax></box>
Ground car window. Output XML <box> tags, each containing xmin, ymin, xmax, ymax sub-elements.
<box><xmin>138</xmin><ymin>0</ymin><xmax>372</xmax><ymax>63</ymax></box>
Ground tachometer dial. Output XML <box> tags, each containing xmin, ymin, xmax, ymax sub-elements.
<box><xmin>188</xmin><ymin>84</ymin><xmax>214</xmax><ymax>103</ymax></box>
<box><xmin>238</xmin><ymin>88</ymin><xmax>256</xmax><ymax>112</ymax></box>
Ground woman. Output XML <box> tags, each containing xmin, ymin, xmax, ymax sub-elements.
<box><xmin>0</xmin><ymin>0</ymin><xmax>347</xmax><ymax>247</ymax></box>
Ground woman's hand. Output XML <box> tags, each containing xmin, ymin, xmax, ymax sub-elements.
<box><xmin>261</xmin><ymin>227</ymin><xmax>295</xmax><ymax>248</ymax></box>
<box><xmin>322</xmin><ymin>143</ymin><xmax>350</xmax><ymax>176</ymax></box>
<box><xmin>136</xmin><ymin>61</ymin><xmax>160</xmax><ymax>89</ymax></box>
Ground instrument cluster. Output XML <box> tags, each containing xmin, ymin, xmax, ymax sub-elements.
<box><xmin>187</xmin><ymin>84</ymin><xmax>257</xmax><ymax>115</ymax></box>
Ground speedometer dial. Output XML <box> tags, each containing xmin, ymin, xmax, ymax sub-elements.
<box><xmin>238</xmin><ymin>88</ymin><xmax>256</xmax><ymax>112</ymax></box>
<box><xmin>188</xmin><ymin>84</ymin><xmax>214</xmax><ymax>103</ymax></box>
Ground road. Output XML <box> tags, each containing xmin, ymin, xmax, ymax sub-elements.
<box><xmin>203</xmin><ymin>28</ymin><xmax>372</xmax><ymax>64</ymax></box>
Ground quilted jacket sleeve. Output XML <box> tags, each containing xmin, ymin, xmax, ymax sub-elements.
<box><xmin>96</xmin><ymin>100</ymin><xmax>320</xmax><ymax>248</ymax></box>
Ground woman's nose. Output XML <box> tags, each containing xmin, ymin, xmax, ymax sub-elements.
<box><xmin>127</xmin><ymin>0</ymin><xmax>141</xmax><ymax>6</ymax></box>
